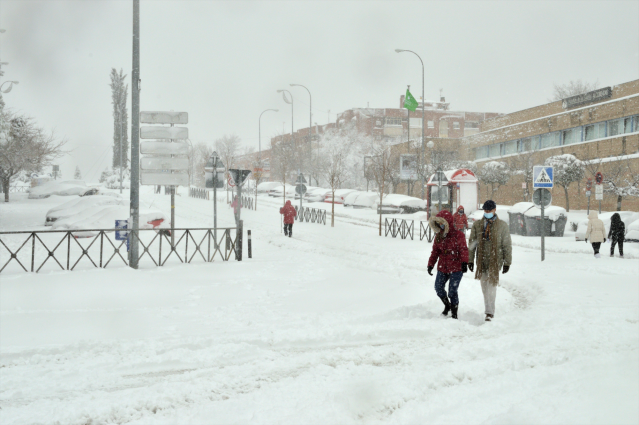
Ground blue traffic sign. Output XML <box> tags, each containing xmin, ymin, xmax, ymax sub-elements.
<box><xmin>533</xmin><ymin>166</ymin><xmax>554</xmax><ymax>188</ymax></box>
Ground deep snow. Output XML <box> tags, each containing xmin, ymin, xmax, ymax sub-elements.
<box><xmin>0</xmin><ymin>189</ymin><xmax>638</xmax><ymax>424</ymax></box>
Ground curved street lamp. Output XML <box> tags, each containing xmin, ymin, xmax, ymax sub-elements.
<box><xmin>277</xmin><ymin>90</ymin><xmax>294</xmax><ymax>144</ymax></box>
<box><xmin>0</xmin><ymin>80</ymin><xmax>19</xmax><ymax>93</ymax></box>
<box><xmin>395</xmin><ymin>48</ymin><xmax>425</xmax><ymax>199</ymax></box>
<box><xmin>290</xmin><ymin>84</ymin><xmax>313</xmax><ymax>184</ymax></box>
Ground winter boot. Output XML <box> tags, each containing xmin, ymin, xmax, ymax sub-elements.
<box><xmin>451</xmin><ymin>304</ymin><xmax>459</xmax><ymax>320</ymax></box>
<box><xmin>595</xmin><ymin>253</ymin><xmax>601</xmax><ymax>259</ymax></box>
<box><xmin>485</xmin><ymin>314</ymin><xmax>493</xmax><ymax>322</ymax></box>
<box><xmin>439</xmin><ymin>296</ymin><xmax>451</xmax><ymax>316</ymax></box>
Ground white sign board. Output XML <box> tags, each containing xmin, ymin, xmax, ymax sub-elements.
<box><xmin>140</xmin><ymin>111</ymin><xmax>188</xmax><ymax>124</ymax></box>
<box><xmin>533</xmin><ymin>166</ymin><xmax>554</xmax><ymax>188</ymax></box>
<box><xmin>595</xmin><ymin>184</ymin><xmax>603</xmax><ymax>200</ymax></box>
<box><xmin>140</xmin><ymin>157</ymin><xmax>189</xmax><ymax>171</ymax></box>
<box><xmin>140</xmin><ymin>141</ymin><xmax>190</xmax><ymax>155</ymax></box>
<box><xmin>140</xmin><ymin>126</ymin><xmax>188</xmax><ymax>140</ymax></box>
<box><xmin>140</xmin><ymin>171</ymin><xmax>189</xmax><ymax>186</ymax></box>
<box><xmin>400</xmin><ymin>154</ymin><xmax>418</xmax><ymax>180</ymax></box>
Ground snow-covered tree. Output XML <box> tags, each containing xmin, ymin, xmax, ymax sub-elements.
<box><xmin>270</xmin><ymin>136</ymin><xmax>298</xmax><ymax>203</ymax></box>
<box><xmin>585</xmin><ymin>156</ymin><xmax>639</xmax><ymax>211</ymax></box>
<box><xmin>364</xmin><ymin>137</ymin><xmax>399</xmax><ymax>236</ymax></box>
<box><xmin>508</xmin><ymin>151</ymin><xmax>537</xmax><ymax>202</ymax></box>
<box><xmin>544</xmin><ymin>154</ymin><xmax>584</xmax><ymax>211</ymax></box>
<box><xmin>551</xmin><ymin>79</ymin><xmax>599</xmax><ymax>101</ymax></box>
<box><xmin>110</xmin><ymin>68</ymin><xmax>129</xmax><ymax>169</ymax></box>
<box><xmin>477</xmin><ymin>161</ymin><xmax>511</xmax><ymax>200</ymax></box>
<box><xmin>74</xmin><ymin>166</ymin><xmax>81</xmax><ymax>180</ymax></box>
<box><xmin>0</xmin><ymin>112</ymin><xmax>66</xmax><ymax>202</ymax></box>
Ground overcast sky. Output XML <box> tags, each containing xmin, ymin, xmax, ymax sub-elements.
<box><xmin>1</xmin><ymin>0</ymin><xmax>638</xmax><ymax>182</ymax></box>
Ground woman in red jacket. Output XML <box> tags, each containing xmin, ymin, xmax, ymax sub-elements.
<box><xmin>279</xmin><ymin>200</ymin><xmax>297</xmax><ymax>237</ymax></box>
<box><xmin>427</xmin><ymin>210</ymin><xmax>469</xmax><ymax>319</ymax></box>
<box><xmin>453</xmin><ymin>205</ymin><xmax>468</xmax><ymax>234</ymax></box>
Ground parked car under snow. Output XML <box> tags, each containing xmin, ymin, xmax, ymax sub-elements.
<box><xmin>324</xmin><ymin>189</ymin><xmax>357</xmax><ymax>204</ymax></box>
<box><xmin>304</xmin><ymin>188</ymin><xmax>330</xmax><ymax>202</ymax></box>
<box><xmin>28</xmin><ymin>180</ymin><xmax>97</xmax><ymax>199</ymax></box>
<box><xmin>45</xmin><ymin>195</ymin><xmax>126</xmax><ymax>226</ymax></box>
<box><xmin>51</xmin><ymin>205</ymin><xmax>168</xmax><ymax>237</ymax></box>
<box><xmin>375</xmin><ymin>194</ymin><xmax>426</xmax><ymax>214</ymax></box>
<box><xmin>257</xmin><ymin>181</ymin><xmax>282</xmax><ymax>193</ymax></box>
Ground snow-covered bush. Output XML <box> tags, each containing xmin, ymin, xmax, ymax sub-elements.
<box><xmin>545</xmin><ymin>154</ymin><xmax>584</xmax><ymax>211</ymax></box>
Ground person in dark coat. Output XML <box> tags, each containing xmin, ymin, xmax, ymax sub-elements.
<box><xmin>427</xmin><ymin>210</ymin><xmax>469</xmax><ymax>319</ymax></box>
<box><xmin>608</xmin><ymin>213</ymin><xmax>625</xmax><ymax>257</ymax></box>
<box><xmin>279</xmin><ymin>200</ymin><xmax>297</xmax><ymax>237</ymax></box>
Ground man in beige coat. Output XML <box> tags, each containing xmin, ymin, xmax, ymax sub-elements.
<box><xmin>585</xmin><ymin>211</ymin><xmax>606</xmax><ymax>258</ymax></box>
<box><xmin>468</xmin><ymin>200</ymin><xmax>512</xmax><ymax>322</ymax></box>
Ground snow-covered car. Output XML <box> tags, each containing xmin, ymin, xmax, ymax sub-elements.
<box><xmin>375</xmin><ymin>194</ymin><xmax>426</xmax><ymax>214</ymax></box>
<box><xmin>28</xmin><ymin>180</ymin><xmax>94</xmax><ymax>199</ymax></box>
<box><xmin>257</xmin><ymin>181</ymin><xmax>282</xmax><ymax>193</ymax></box>
<box><xmin>350</xmin><ymin>192</ymin><xmax>379</xmax><ymax>209</ymax></box>
<box><xmin>625</xmin><ymin>219</ymin><xmax>639</xmax><ymax>242</ymax></box>
<box><xmin>45</xmin><ymin>195</ymin><xmax>126</xmax><ymax>226</ymax></box>
<box><xmin>295</xmin><ymin>186</ymin><xmax>318</xmax><ymax>199</ymax></box>
<box><xmin>343</xmin><ymin>191</ymin><xmax>363</xmax><ymax>207</ymax></box>
<box><xmin>575</xmin><ymin>211</ymin><xmax>639</xmax><ymax>241</ymax></box>
<box><xmin>467</xmin><ymin>205</ymin><xmax>511</xmax><ymax>227</ymax></box>
<box><xmin>324</xmin><ymin>189</ymin><xmax>357</xmax><ymax>204</ymax></box>
<box><xmin>304</xmin><ymin>188</ymin><xmax>330</xmax><ymax>202</ymax></box>
<box><xmin>52</xmin><ymin>205</ymin><xmax>168</xmax><ymax>237</ymax></box>
<box><xmin>268</xmin><ymin>184</ymin><xmax>297</xmax><ymax>198</ymax></box>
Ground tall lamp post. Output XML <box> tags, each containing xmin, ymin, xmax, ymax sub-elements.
<box><xmin>427</xmin><ymin>140</ymin><xmax>442</xmax><ymax>213</ymax></box>
<box><xmin>258</xmin><ymin>108</ymin><xmax>278</xmax><ymax>209</ymax></box>
<box><xmin>277</xmin><ymin>89</ymin><xmax>294</xmax><ymax>204</ymax></box>
<box><xmin>395</xmin><ymin>49</ymin><xmax>425</xmax><ymax>200</ymax></box>
<box><xmin>0</xmin><ymin>80</ymin><xmax>19</xmax><ymax>93</ymax></box>
<box><xmin>290</xmin><ymin>84</ymin><xmax>312</xmax><ymax>184</ymax></box>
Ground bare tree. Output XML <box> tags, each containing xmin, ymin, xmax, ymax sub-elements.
<box><xmin>477</xmin><ymin>161</ymin><xmax>511</xmax><ymax>200</ymax></box>
<box><xmin>551</xmin><ymin>79</ymin><xmax>599</xmax><ymax>101</ymax></box>
<box><xmin>192</xmin><ymin>141</ymin><xmax>215</xmax><ymax>187</ymax></box>
<box><xmin>508</xmin><ymin>151</ymin><xmax>537</xmax><ymax>202</ymax></box>
<box><xmin>0</xmin><ymin>112</ymin><xmax>66</xmax><ymax>202</ymax></box>
<box><xmin>110</xmin><ymin>68</ymin><xmax>129</xmax><ymax>169</ymax></box>
<box><xmin>318</xmin><ymin>129</ymin><xmax>355</xmax><ymax>227</ymax></box>
<box><xmin>545</xmin><ymin>154</ymin><xmax>584</xmax><ymax>211</ymax></box>
<box><xmin>365</xmin><ymin>138</ymin><xmax>399</xmax><ymax>236</ymax></box>
<box><xmin>270</xmin><ymin>135</ymin><xmax>297</xmax><ymax>204</ymax></box>
<box><xmin>585</xmin><ymin>156</ymin><xmax>639</xmax><ymax>211</ymax></box>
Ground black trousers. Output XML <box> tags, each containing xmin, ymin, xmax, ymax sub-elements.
<box><xmin>610</xmin><ymin>238</ymin><xmax>624</xmax><ymax>256</ymax></box>
<box><xmin>591</xmin><ymin>242</ymin><xmax>601</xmax><ymax>254</ymax></box>
<box><xmin>284</xmin><ymin>223</ymin><xmax>293</xmax><ymax>236</ymax></box>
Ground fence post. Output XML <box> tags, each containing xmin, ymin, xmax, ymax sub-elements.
<box><xmin>248</xmin><ymin>229</ymin><xmax>252</xmax><ymax>259</ymax></box>
<box><xmin>236</xmin><ymin>220</ymin><xmax>243</xmax><ymax>261</ymax></box>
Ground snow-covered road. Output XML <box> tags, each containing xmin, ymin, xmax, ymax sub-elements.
<box><xmin>1</xmin><ymin>190</ymin><xmax>638</xmax><ymax>424</ymax></box>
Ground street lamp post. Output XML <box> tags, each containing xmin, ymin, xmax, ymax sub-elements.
<box><xmin>395</xmin><ymin>49</ymin><xmax>425</xmax><ymax>199</ymax></box>
<box><xmin>277</xmin><ymin>89</ymin><xmax>294</xmax><ymax>206</ymax></box>
<box><xmin>258</xmin><ymin>108</ymin><xmax>278</xmax><ymax>209</ymax></box>
<box><xmin>290</xmin><ymin>84</ymin><xmax>312</xmax><ymax>184</ymax></box>
<box><xmin>427</xmin><ymin>140</ymin><xmax>442</xmax><ymax>213</ymax></box>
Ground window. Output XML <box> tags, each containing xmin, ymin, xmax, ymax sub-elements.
<box><xmin>428</xmin><ymin>120</ymin><xmax>434</xmax><ymax>128</ymax></box>
<box><xmin>475</xmin><ymin>146</ymin><xmax>488</xmax><ymax>160</ymax></box>
<box><xmin>504</xmin><ymin>140</ymin><xmax>518</xmax><ymax>155</ymax></box>
<box><xmin>453</xmin><ymin>122</ymin><xmax>460</xmax><ymax>130</ymax></box>
<box><xmin>520</xmin><ymin>136</ymin><xmax>540</xmax><ymax>152</ymax></box>
<box><xmin>624</xmin><ymin>117</ymin><xmax>633</xmax><ymax>134</ymax></box>
<box><xmin>608</xmin><ymin>119</ymin><xmax>622</xmax><ymax>136</ymax></box>
<box><xmin>541</xmin><ymin>132</ymin><xmax>561</xmax><ymax>149</ymax></box>
<box><xmin>562</xmin><ymin>128</ymin><xmax>580</xmax><ymax>146</ymax></box>
<box><xmin>385</xmin><ymin>117</ymin><xmax>401</xmax><ymax>126</ymax></box>
<box><xmin>465</xmin><ymin>122</ymin><xmax>479</xmax><ymax>128</ymax></box>
<box><xmin>634</xmin><ymin>116</ymin><xmax>639</xmax><ymax>132</ymax></box>
<box><xmin>431</xmin><ymin>185</ymin><xmax>449</xmax><ymax>203</ymax></box>
<box><xmin>409</xmin><ymin>118</ymin><xmax>422</xmax><ymax>127</ymax></box>
<box><xmin>439</xmin><ymin>121</ymin><xmax>449</xmax><ymax>138</ymax></box>
<box><xmin>489</xmin><ymin>144</ymin><xmax>501</xmax><ymax>157</ymax></box>
<box><xmin>584</xmin><ymin>122</ymin><xmax>605</xmax><ymax>141</ymax></box>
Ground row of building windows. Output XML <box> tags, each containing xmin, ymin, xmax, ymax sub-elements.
<box><xmin>473</xmin><ymin>114</ymin><xmax>639</xmax><ymax>160</ymax></box>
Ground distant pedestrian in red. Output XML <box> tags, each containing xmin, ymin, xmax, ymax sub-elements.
<box><xmin>280</xmin><ymin>200</ymin><xmax>297</xmax><ymax>237</ymax></box>
<box><xmin>453</xmin><ymin>205</ymin><xmax>469</xmax><ymax>234</ymax></box>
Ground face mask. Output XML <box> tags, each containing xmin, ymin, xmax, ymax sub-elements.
<box><xmin>484</xmin><ymin>212</ymin><xmax>494</xmax><ymax>219</ymax></box>
<box><xmin>439</xmin><ymin>223</ymin><xmax>446</xmax><ymax>230</ymax></box>
<box><xmin>459</xmin><ymin>210</ymin><xmax>464</xmax><ymax>215</ymax></box>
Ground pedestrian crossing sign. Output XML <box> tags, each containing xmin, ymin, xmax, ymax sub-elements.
<box><xmin>533</xmin><ymin>166</ymin><xmax>554</xmax><ymax>188</ymax></box>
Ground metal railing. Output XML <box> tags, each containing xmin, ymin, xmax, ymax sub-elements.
<box><xmin>294</xmin><ymin>206</ymin><xmax>327</xmax><ymax>225</ymax></box>
<box><xmin>0</xmin><ymin>227</ymin><xmax>243</xmax><ymax>274</ymax></box>
<box><xmin>0</xmin><ymin>185</ymin><xmax>29</xmax><ymax>194</ymax></box>
<box><xmin>383</xmin><ymin>218</ymin><xmax>434</xmax><ymax>242</ymax></box>
<box><xmin>189</xmin><ymin>187</ymin><xmax>209</xmax><ymax>200</ymax></box>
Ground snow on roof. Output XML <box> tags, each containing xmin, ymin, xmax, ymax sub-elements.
<box><xmin>524</xmin><ymin>205</ymin><xmax>566</xmax><ymax>221</ymax></box>
<box><xmin>427</xmin><ymin>169</ymin><xmax>477</xmax><ymax>185</ymax></box>
<box><xmin>508</xmin><ymin>202</ymin><xmax>536</xmax><ymax>214</ymax></box>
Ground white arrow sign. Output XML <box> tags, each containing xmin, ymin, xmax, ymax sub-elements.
<box><xmin>140</xmin><ymin>171</ymin><xmax>189</xmax><ymax>186</ymax></box>
<box><xmin>140</xmin><ymin>157</ymin><xmax>189</xmax><ymax>171</ymax></box>
<box><xmin>140</xmin><ymin>126</ymin><xmax>188</xmax><ymax>140</ymax></box>
<box><xmin>140</xmin><ymin>111</ymin><xmax>188</xmax><ymax>124</ymax></box>
<box><xmin>140</xmin><ymin>141</ymin><xmax>190</xmax><ymax>155</ymax></box>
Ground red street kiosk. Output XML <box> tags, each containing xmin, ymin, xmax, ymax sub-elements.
<box><xmin>426</xmin><ymin>168</ymin><xmax>479</xmax><ymax>218</ymax></box>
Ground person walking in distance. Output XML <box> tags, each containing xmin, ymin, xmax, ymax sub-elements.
<box><xmin>608</xmin><ymin>213</ymin><xmax>625</xmax><ymax>258</ymax></box>
<box><xmin>453</xmin><ymin>205</ymin><xmax>469</xmax><ymax>236</ymax></box>
<box><xmin>585</xmin><ymin>211</ymin><xmax>606</xmax><ymax>258</ymax></box>
<box><xmin>468</xmin><ymin>200</ymin><xmax>512</xmax><ymax>322</ymax></box>
<box><xmin>427</xmin><ymin>210</ymin><xmax>469</xmax><ymax>319</ymax></box>
<box><xmin>279</xmin><ymin>200</ymin><xmax>297</xmax><ymax>237</ymax></box>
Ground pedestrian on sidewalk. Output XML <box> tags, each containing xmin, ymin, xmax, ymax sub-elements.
<box><xmin>468</xmin><ymin>200</ymin><xmax>512</xmax><ymax>322</ymax></box>
<box><xmin>453</xmin><ymin>205</ymin><xmax>469</xmax><ymax>235</ymax></box>
<box><xmin>585</xmin><ymin>211</ymin><xmax>606</xmax><ymax>258</ymax></box>
<box><xmin>427</xmin><ymin>210</ymin><xmax>469</xmax><ymax>320</ymax></box>
<box><xmin>231</xmin><ymin>196</ymin><xmax>239</xmax><ymax>226</ymax></box>
<box><xmin>608</xmin><ymin>212</ymin><xmax>625</xmax><ymax>258</ymax></box>
<box><xmin>279</xmin><ymin>200</ymin><xmax>297</xmax><ymax>237</ymax></box>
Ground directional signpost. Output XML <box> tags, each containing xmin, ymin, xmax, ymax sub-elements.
<box><xmin>533</xmin><ymin>166</ymin><xmax>554</xmax><ymax>261</ymax></box>
<box><xmin>595</xmin><ymin>172</ymin><xmax>604</xmax><ymax>213</ymax></box>
<box><xmin>586</xmin><ymin>177</ymin><xmax>592</xmax><ymax>214</ymax></box>
<box><xmin>139</xmin><ymin>110</ymin><xmax>189</xmax><ymax>246</ymax></box>
<box><xmin>228</xmin><ymin>169</ymin><xmax>251</xmax><ymax>261</ymax></box>
<box><xmin>295</xmin><ymin>173</ymin><xmax>307</xmax><ymax>211</ymax></box>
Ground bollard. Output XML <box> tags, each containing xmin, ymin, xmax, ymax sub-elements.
<box><xmin>236</xmin><ymin>220</ymin><xmax>243</xmax><ymax>261</ymax></box>
<box><xmin>248</xmin><ymin>230</ymin><xmax>252</xmax><ymax>259</ymax></box>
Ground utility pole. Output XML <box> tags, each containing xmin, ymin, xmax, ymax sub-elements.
<box><xmin>406</xmin><ymin>85</ymin><xmax>410</xmax><ymax>196</ymax></box>
<box><xmin>129</xmin><ymin>0</ymin><xmax>140</xmax><ymax>268</ymax></box>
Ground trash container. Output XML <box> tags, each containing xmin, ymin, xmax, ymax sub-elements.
<box><xmin>523</xmin><ymin>206</ymin><xmax>568</xmax><ymax>237</ymax></box>
<box><xmin>507</xmin><ymin>202</ymin><xmax>535</xmax><ymax>235</ymax></box>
